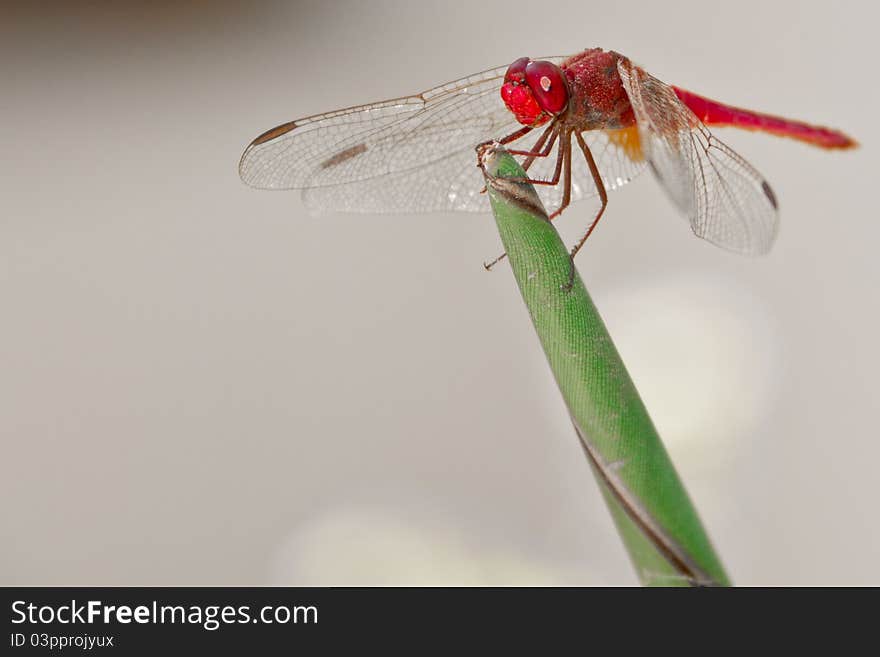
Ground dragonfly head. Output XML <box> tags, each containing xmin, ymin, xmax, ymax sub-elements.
<box><xmin>501</xmin><ymin>57</ymin><xmax>569</xmax><ymax>126</ymax></box>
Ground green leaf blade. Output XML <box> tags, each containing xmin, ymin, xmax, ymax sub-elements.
<box><xmin>478</xmin><ymin>143</ymin><xmax>730</xmax><ymax>586</ymax></box>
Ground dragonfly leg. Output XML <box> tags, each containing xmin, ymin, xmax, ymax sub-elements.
<box><xmin>521</xmin><ymin>127</ymin><xmax>558</xmax><ymax>172</ymax></box>
<box><xmin>497</xmin><ymin>125</ymin><xmax>533</xmax><ymax>145</ymax></box>
<box><xmin>504</xmin><ymin>127</ymin><xmax>564</xmax><ymax>187</ymax></box>
<box><xmin>571</xmin><ymin>131</ymin><xmax>608</xmax><ymax>257</ymax></box>
<box><xmin>483</xmin><ymin>251</ymin><xmax>508</xmax><ymax>271</ymax></box>
<box><xmin>547</xmin><ymin>132</ymin><xmax>573</xmax><ymax>220</ymax></box>
<box><xmin>561</xmin><ymin>131</ymin><xmax>609</xmax><ymax>290</ymax></box>
<box><xmin>505</xmin><ymin>122</ymin><xmax>557</xmax><ymax>159</ymax></box>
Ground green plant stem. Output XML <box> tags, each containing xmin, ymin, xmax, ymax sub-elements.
<box><xmin>478</xmin><ymin>143</ymin><xmax>730</xmax><ymax>586</ymax></box>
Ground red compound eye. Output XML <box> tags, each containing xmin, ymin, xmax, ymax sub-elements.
<box><xmin>524</xmin><ymin>60</ymin><xmax>568</xmax><ymax>115</ymax></box>
<box><xmin>500</xmin><ymin>56</ymin><xmax>567</xmax><ymax>126</ymax></box>
<box><xmin>504</xmin><ymin>57</ymin><xmax>530</xmax><ymax>83</ymax></box>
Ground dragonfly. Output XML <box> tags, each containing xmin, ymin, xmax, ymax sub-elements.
<box><xmin>239</xmin><ymin>48</ymin><xmax>856</xmax><ymax>265</ymax></box>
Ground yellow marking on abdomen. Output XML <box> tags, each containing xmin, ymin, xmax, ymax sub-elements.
<box><xmin>604</xmin><ymin>126</ymin><xmax>643</xmax><ymax>162</ymax></box>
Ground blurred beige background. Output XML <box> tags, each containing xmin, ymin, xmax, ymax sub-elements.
<box><xmin>2</xmin><ymin>1</ymin><xmax>876</xmax><ymax>585</ymax></box>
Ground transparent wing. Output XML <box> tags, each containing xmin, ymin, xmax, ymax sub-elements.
<box><xmin>301</xmin><ymin>125</ymin><xmax>647</xmax><ymax>214</ymax></box>
<box><xmin>618</xmin><ymin>59</ymin><xmax>779</xmax><ymax>255</ymax></box>
<box><xmin>239</xmin><ymin>62</ymin><xmax>547</xmax><ymax>209</ymax></box>
<box><xmin>240</xmin><ymin>57</ymin><xmax>645</xmax><ymax>215</ymax></box>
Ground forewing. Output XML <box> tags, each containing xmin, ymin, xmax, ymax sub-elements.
<box><xmin>240</xmin><ymin>60</ymin><xmax>555</xmax><ymax>213</ymax></box>
<box><xmin>617</xmin><ymin>59</ymin><xmax>779</xmax><ymax>255</ymax></box>
<box><xmin>301</xmin><ymin>124</ymin><xmax>648</xmax><ymax>214</ymax></box>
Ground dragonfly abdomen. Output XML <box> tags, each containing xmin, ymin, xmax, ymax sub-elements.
<box><xmin>672</xmin><ymin>86</ymin><xmax>857</xmax><ymax>149</ymax></box>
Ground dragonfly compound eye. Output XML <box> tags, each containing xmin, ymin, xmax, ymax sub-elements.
<box><xmin>504</xmin><ymin>57</ymin><xmax>530</xmax><ymax>84</ymax></box>
<box><xmin>524</xmin><ymin>60</ymin><xmax>568</xmax><ymax>115</ymax></box>
<box><xmin>501</xmin><ymin>56</ymin><xmax>550</xmax><ymax>126</ymax></box>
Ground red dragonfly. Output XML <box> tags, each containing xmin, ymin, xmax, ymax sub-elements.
<box><xmin>239</xmin><ymin>48</ymin><xmax>855</xmax><ymax>261</ymax></box>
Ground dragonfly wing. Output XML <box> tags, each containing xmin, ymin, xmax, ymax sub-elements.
<box><xmin>300</xmin><ymin>124</ymin><xmax>648</xmax><ymax>214</ymax></box>
<box><xmin>241</xmin><ymin>59</ymin><xmax>564</xmax><ymax>214</ymax></box>
<box><xmin>617</xmin><ymin>59</ymin><xmax>779</xmax><ymax>255</ymax></box>
<box><xmin>299</xmin><ymin>145</ymin><xmax>497</xmax><ymax>213</ymax></box>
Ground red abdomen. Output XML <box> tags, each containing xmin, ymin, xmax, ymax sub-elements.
<box><xmin>672</xmin><ymin>86</ymin><xmax>857</xmax><ymax>150</ymax></box>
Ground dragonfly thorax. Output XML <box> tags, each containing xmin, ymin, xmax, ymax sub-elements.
<box><xmin>559</xmin><ymin>49</ymin><xmax>636</xmax><ymax>130</ymax></box>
